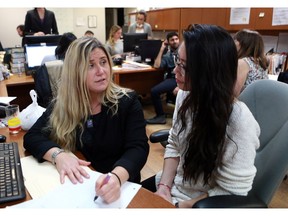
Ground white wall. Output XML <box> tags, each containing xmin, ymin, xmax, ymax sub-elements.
<box><xmin>0</xmin><ymin>8</ymin><xmax>106</xmax><ymax>48</ymax></box>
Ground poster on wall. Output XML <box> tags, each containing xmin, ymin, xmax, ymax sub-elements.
<box><xmin>272</xmin><ymin>8</ymin><xmax>288</xmax><ymax>26</ymax></box>
<box><xmin>88</xmin><ymin>15</ymin><xmax>97</xmax><ymax>28</ymax></box>
<box><xmin>229</xmin><ymin>8</ymin><xmax>250</xmax><ymax>25</ymax></box>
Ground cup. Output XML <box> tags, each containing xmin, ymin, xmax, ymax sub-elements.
<box><xmin>5</xmin><ymin>104</ymin><xmax>21</xmax><ymax>134</ymax></box>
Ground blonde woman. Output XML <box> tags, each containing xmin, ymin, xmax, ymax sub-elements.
<box><xmin>105</xmin><ymin>25</ymin><xmax>123</xmax><ymax>59</ymax></box>
<box><xmin>24</xmin><ymin>37</ymin><xmax>149</xmax><ymax>204</ymax></box>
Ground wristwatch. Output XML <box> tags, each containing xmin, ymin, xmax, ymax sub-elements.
<box><xmin>51</xmin><ymin>149</ymin><xmax>65</xmax><ymax>165</ymax></box>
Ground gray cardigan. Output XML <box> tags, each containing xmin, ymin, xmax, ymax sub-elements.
<box><xmin>128</xmin><ymin>22</ymin><xmax>153</xmax><ymax>37</ymax></box>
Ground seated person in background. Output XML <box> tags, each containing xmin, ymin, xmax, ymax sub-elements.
<box><xmin>41</xmin><ymin>32</ymin><xmax>77</xmax><ymax>64</ymax></box>
<box><xmin>141</xmin><ymin>24</ymin><xmax>260</xmax><ymax>208</ymax></box>
<box><xmin>146</xmin><ymin>32</ymin><xmax>180</xmax><ymax>125</ymax></box>
<box><xmin>24</xmin><ymin>37</ymin><xmax>149</xmax><ymax>204</ymax></box>
<box><xmin>233</xmin><ymin>29</ymin><xmax>269</xmax><ymax>97</ymax></box>
<box><xmin>24</xmin><ymin>8</ymin><xmax>59</xmax><ymax>36</ymax></box>
<box><xmin>105</xmin><ymin>25</ymin><xmax>123</xmax><ymax>59</ymax></box>
<box><xmin>16</xmin><ymin>24</ymin><xmax>25</xmax><ymax>47</ymax></box>
<box><xmin>128</xmin><ymin>10</ymin><xmax>153</xmax><ymax>39</ymax></box>
<box><xmin>84</xmin><ymin>30</ymin><xmax>94</xmax><ymax>37</ymax></box>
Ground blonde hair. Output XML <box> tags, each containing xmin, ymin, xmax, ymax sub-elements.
<box><xmin>48</xmin><ymin>37</ymin><xmax>130</xmax><ymax>151</ymax></box>
<box><xmin>108</xmin><ymin>25</ymin><xmax>122</xmax><ymax>50</ymax></box>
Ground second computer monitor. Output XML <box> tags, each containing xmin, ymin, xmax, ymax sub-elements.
<box><xmin>123</xmin><ymin>33</ymin><xmax>148</xmax><ymax>53</ymax></box>
<box><xmin>24</xmin><ymin>35</ymin><xmax>62</xmax><ymax>46</ymax></box>
<box><xmin>139</xmin><ymin>39</ymin><xmax>162</xmax><ymax>65</ymax></box>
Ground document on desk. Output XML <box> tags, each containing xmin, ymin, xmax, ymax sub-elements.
<box><xmin>0</xmin><ymin>96</ymin><xmax>16</xmax><ymax>104</ymax></box>
<box><xmin>11</xmin><ymin>155</ymin><xmax>141</xmax><ymax>208</ymax></box>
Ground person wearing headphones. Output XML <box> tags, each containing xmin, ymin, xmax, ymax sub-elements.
<box><xmin>128</xmin><ymin>10</ymin><xmax>153</xmax><ymax>38</ymax></box>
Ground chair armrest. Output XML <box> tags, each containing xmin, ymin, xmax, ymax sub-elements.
<box><xmin>149</xmin><ymin>129</ymin><xmax>170</xmax><ymax>143</ymax></box>
<box><xmin>192</xmin><ymin>194</ymin><xmax>267</xmax><ymax>208</ymax></box>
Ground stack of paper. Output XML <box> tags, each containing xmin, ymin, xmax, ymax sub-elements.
<box><xmin>9</xmin><ymin>155</ymin><xmax>141</xmax><ymax>208</ymax></box>
<box><xmin>121</xmin><ymin>60</ymin><xmax>152</xmax><ymax>69</ymax></box>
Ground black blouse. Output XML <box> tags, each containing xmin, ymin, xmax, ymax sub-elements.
<box><xmin>23</xmin><ymin>91</ymin><xmax>149</xmax><ymax>183</ymax></box>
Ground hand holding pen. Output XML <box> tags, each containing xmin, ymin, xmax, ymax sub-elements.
<box><xmin>94</xmin><ymin>172</ymin><xmax>121</xmax><ymax>203</ymax></box>
<box><xmin>94</xmin><ymin>173</ymin><xmax>111</xmax><ymax>201</ymax></box>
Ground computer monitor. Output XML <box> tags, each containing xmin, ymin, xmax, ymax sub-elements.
<box><xmin>25</xmin><ymin>44</ymin><xmax>57</xmax><ymax>69</ymax></box>
<box><xmin>139</xmin><ymin>39</ymin><xmax>162</xmax><ymax>65</ymax></box>
<box><xmin>123</xmin><ymin>33</ymin><xmax>148</xmax><ymax>53</ymax></box>
<box><xmin>24</xmin><ymin>35</ymin><xmax>62</xmax><ymax>46</ymax></box>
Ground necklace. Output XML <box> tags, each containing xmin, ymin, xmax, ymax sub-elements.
<box><xmin>87</xmin><ymin>118</ymin><xmax>93</xmax><ymax>128</ymax></box>
<box><xmin>87</xmin><ymin>103</ymin><xmax>101</xmax><ymax>128</ymax></box>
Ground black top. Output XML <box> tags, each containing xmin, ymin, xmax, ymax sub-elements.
<box><xmin>23</xmin><ymin>91</ymin><xmax>149</xmax><ymax>183</ymax></box>
<box><xmin>24</xmin><ymin>8</ymin><xmax>59</xmax><ymax>35</ymax></box>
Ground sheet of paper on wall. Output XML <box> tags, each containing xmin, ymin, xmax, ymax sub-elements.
<box><xmin>9</xmin><ymin>155</ymin><xmax>141</xmax><ymax>208</ymax></box>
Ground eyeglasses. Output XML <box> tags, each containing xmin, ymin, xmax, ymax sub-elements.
<box><xmin>173</xmin><ymin>54</ymin><xmax>186</xmax><ymax>76</ymax></box>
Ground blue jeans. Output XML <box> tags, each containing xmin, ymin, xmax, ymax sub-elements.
<box><xmin>150</xmin><ymin>78</ymin><xmax>177</xmax><ymax>116</ymax></box>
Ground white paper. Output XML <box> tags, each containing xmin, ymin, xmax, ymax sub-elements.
<box><xmin>272</xmin><ymin>8</ymin><xmax>288</xmax><ymax>26</ymax></box>
<box><xmin>0</xmin><ymin>97</ymin><xmax>16</xmax><ymax>105</ymax></box>
<box><xmin>230</xmin><ymin>8</ymin><xmax>250</xmax><ymax>25</ymax></box>
<box><xmin>10</xmin><ymin>155</ymin><xmax>141</xmax><ymax>208</ymax></box>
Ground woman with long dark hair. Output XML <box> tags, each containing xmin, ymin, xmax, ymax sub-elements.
<box><xmin>142</xmin><ymin>24</ymin><xmax>260</xmax><ymax>208</ymax></box>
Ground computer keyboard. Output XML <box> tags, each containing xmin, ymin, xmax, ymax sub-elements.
<box><xmin>0</xmin><ymin>142</ymin><xmax>26</xmax><ymax>204</ymax></box>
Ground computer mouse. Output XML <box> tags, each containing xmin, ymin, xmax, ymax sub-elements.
<box><xmin>0</xmin><ymin>134</ymin><xmax>6</xmax><ymax>143</ymax></box>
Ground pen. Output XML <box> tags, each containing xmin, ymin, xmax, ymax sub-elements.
<box><xmin>94</xmin><ymin>172</ymin><xmax>111</xmax><ymax>202</ymax></box>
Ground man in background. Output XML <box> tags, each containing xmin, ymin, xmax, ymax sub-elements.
<box><xmin>146</xmin><ymin>32</ymin><xmax>180</xmax><ymax>124</ymax></box>
<box><xmin>84</xmin><ymin>30</ymin><xmax>94</xmax><ymax>37</ymax></box>
<box><xmin>16</xmin><ymin>24</ymin><xmax>25</xmax><ymax>46</ymax></box>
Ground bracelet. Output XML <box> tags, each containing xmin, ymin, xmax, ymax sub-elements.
<box><xmin>111</xmin><ymin>172</ymin><xmax>121</xmax><ymax>186</ymax></box>
<box><xmin>157</xmin><ymin>183</ymin><xmax>172</xmax><ymax>191</ymax></box>
<box><xmin>51</xmin><ymin>149</ymin><xmax>65</xmax><ymax>165</ymax></box>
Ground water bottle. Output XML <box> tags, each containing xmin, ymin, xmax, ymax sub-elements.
<box><xmin>17</xmin><ymin>61</ymin><xmax>22</xmax><ymax>77</ymax></box>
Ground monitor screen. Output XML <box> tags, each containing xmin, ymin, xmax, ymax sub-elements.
<box><xmin>24</xmin><ymin>35</ymin><xmax>62</xmax><ymax>46</ymax></box>
<box><xmin>123</xmin><ymin>33</ymin><xmax>148</xmax><ymax>53</ymax></box>
<box><xmin>25</xmin><ymin>44</ymin><xmax>57</xmax><ymax>68</ymax></box>
<box><xmin>139</xmin><ymin>39</ymin><xmax>162</xmax><ymax>64</ymax></box>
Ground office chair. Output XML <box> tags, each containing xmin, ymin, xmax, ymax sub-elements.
<box><xmin>33</xmin><ymin>60</ymin><xmax>63</xmax><ymax>108</ymax></box>
<box><xmin>149</xmin><ymin>79</ymin><xmax>288</xmax><ymax>208</ymax></box>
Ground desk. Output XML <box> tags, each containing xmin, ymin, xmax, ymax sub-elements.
<box><xmin>0</xmin><ymin>75</ymin><xmax>35</xmax><ymax>110</ymax></box>
<box><xmin>113</xmin><ymin>67</ymin><xmax>164</xmax><ymax>95</ymax></box>
<box><xmin>0</xmin><ymin>127</ymin><xmax>174</xmax><ymax>208</ymax></box>
<box><xmin>1</xmin><ymin>68</ymin><xmax>164</xmax><ymax>110</ymax></box>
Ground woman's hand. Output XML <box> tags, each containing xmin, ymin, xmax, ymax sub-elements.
<box><xmin>54</xmin><ymin>152</ymin><xmax>91</xmax><ymax>184</ymax></box>
<box><xmin>155</xmin><ymin>184</ymin><xmax>172</xmax><ymax>203</ymax></box>
<box><xmin>95</xmin><ymin>173</ymin><xmax>121</xmax><ymax>204</ymax></box>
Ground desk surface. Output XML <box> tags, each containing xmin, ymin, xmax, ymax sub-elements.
<box><xmin>0</xmin><ymin>127</ymin><xmax>174</xmax><ymax>208</ymax></box>
<box><xmin>0</xmin><ymin>75</ymin><xmax>34</xmax><ymax>97</ymax></box>
<box><xmin>0</xmin><ymin>68</ymin><xmax>163</xmax><ymax>96</ymax></box>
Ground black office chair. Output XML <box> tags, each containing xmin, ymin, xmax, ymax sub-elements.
<box><xmin>33</xmin><ymin>60</ymin><xmax>63</xmax><ymax>108</ymax></box>
<box><xmin>149</xmin><ymin>79</ymin><xmax>288</xmax><ymax>208</ymax></box>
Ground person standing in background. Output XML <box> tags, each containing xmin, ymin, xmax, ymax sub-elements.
<box><xmin>128</xmin><ymin>10</ymin><xmax>153</xmax><ymax>39</ymax></box>
<box><xmin>24</xmin><ymin>8</ymin><xmax>59</xmax><ymax>36</ymax></box>
<box><xmin>233</xmin><ymin>29</ymin><xmax>269</xmax><ymax>97</ymax></box>
<box><xmin>105</xmin><ymin>25</ymin><xmax>123</xmax><ymax>59</ymax></box>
